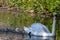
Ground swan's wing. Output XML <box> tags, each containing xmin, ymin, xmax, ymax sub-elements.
<box><xmin>40</xmin><ymin>23</ymin><xmax>50</xmax><ymax>33</ymax></box>
<box><xmin>31</xmin><ymin>23</ymin><xmax>50</xmax><ymax>33</ymax></box>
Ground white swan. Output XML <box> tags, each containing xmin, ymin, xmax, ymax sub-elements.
<box><xmin>24</xmin><ymin>13</ymin><xmax>56</xmax><ymax>37</ymax></box>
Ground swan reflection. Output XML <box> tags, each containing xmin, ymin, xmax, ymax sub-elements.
<box><xmin>24</xmin><ymin>36</ymin><xmax>56</xmax><ymax>40</ymax></box>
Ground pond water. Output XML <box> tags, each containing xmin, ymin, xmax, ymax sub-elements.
<box><xmin>0</xmin><ymin>33</ymin><xmax>58</xmax><ymax>40</ymax></box>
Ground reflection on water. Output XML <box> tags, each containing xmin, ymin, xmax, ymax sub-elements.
<box><xmin>25</xmin><ymin>35</ymin><xmax>56</xmax><ymax>40</ymax></box>
<box><xmin>0</xmin><ymin>33</ymin><xmax>56</xmax><ymax>40</ymax></box>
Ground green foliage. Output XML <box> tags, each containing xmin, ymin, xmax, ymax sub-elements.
<box><xmin>3</xmin><ymin>0</ymin><xmax>60</xmax><ymax>14</ymax></box>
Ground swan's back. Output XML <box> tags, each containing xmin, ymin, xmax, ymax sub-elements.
<box><xmin>31</xmin><ymin>23</ymin><xmax>50</xmax><ymax>33</ymax></box>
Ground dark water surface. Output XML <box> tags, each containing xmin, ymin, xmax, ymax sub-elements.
<box><xmin>0</xmin><ymin>33</ymin><xmax>57</xmax><ymax>40</ymax></box>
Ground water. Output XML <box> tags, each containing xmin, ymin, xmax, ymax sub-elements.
<box><xmin>0</xmin><ymin>33</ymin><xmax>57</xmax><ymax>40</ymax></box>
<box><xmin>25</xmin><ymin>36</ymin><xmax>56</xmax><ymax>40</ymax></box>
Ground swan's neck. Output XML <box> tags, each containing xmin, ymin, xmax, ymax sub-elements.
<box><xmin>52</xmin><ymin>16</ymin><xmax>56</xmax><ymax>35</ymax></box>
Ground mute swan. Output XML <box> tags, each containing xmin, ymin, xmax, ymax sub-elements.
<box><xmin>24</xmin><ymin>13</ymin><xmax>56</xmax><ymax>37</ymax></box>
